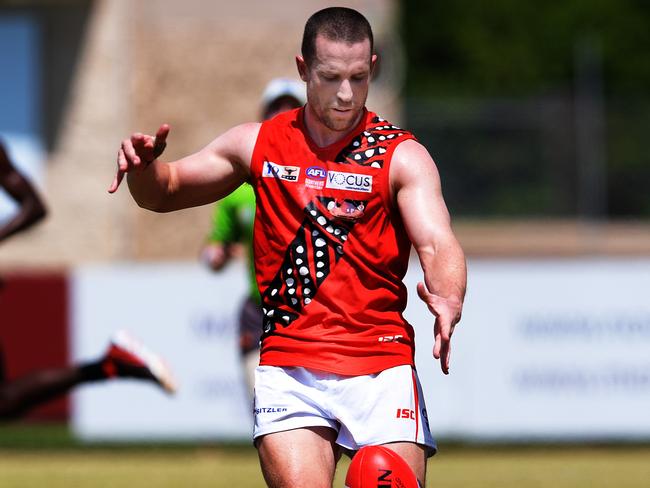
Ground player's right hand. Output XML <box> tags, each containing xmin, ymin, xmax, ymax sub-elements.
<box><xmin>108</xmin><ymin>124</ymin><xmax>170</xmax><ymax>193</ymax></box>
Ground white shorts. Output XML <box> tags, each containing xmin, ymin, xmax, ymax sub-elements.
<box><xmin>253</xmin><ymin>364</ymin><xmax>437</xmax><ymax>456</ymax></box>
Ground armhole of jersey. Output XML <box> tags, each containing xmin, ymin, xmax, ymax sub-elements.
<box><xmin>250</xmin><ymin>121</ymin><xmax>269</xmax><ymax>183</ymax></box>
<box><xmin>380</xmin><ymin>134</ymin><xmax>417</xmax><ymax>216</ymax></box>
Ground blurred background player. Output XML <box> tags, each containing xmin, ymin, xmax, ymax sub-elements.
<box><xmin>0</xmin><ymin>140</ymin><xmax>176</xmax><ymax>420</ymax></box>
<box><xmin>200</xmin><ymin>78</ymin><xmax>306</xmax><ymax>394</ymax></box>
<box><xmin>0</xmin><ymin>329</ymin><xmax>176</xmax><ymax>420</ymax></box>
<box><xmin>259</xmin><ymin>77</ymin><xmax>307</xmax><ymax>121</ymax></box>
<box><xmin>0</xmin><ymin>140</ymin><xmax>46</xmax><ymax>243</ymax></box>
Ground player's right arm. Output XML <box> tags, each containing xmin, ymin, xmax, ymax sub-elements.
<box><xmin>391</xmin><ymin>139</ymin><xmax>467</xmax><ymax>375</ymax></box>
<box><xmin>0</xmin><ymin>143</ymin><xmax>47</xmax><ymax>243</ymax></box>
<box><xmin>109</xmin><ymin>123</ymin><xmax>260</xmax><ymax>213</ymax></box>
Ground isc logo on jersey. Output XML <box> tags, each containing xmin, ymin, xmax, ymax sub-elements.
<box><xmin>263</xmin><ymin>161</ymin><xmax>300</xmax><ymax>182</ymax></box>
<box><xmin>325</xmin><ymin>170</ymin><xmax>372</xmax><ymax>193</ymax></box>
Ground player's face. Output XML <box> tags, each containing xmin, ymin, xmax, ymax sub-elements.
<box><xmin>299</xmin><ymin>35</ymin><xmax>376</xmax><ymax>133</ymax></box>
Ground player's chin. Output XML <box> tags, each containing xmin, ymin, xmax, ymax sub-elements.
<box><xmin>328</xmin><ymin>113</ymin><xmax>358</xmax><ymax>132</ymax></box>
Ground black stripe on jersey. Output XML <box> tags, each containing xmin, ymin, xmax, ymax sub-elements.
<box><xmin>260</xmin><ymin>197</ymin><xmax>363</xmax><ymax>337</ymax></box>
<box><xmin>334</xmin><ymin>116</ymin><xmax>408</xmax><ymax>168</ymax></box>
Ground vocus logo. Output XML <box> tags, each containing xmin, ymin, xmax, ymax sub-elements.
<box><xmin>325</xmin><ymin>170</ymin><xmax>372</xmax><ymax>193</ymax></box>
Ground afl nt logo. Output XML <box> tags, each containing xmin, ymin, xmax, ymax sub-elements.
<box><xmin>306</xmin><ymin>166</ymin><xmax>326</xmax><ymax>179</ymax></box>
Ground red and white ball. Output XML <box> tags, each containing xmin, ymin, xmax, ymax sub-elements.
<box><xmin>345</xmin><ymin>445</ymin><xmax>419</xmax><ymax>488</ymax></box>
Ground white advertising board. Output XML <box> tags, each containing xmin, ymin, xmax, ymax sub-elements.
<box><xmin>73</xmin><ymin>258</ymin><xmax>650</xmax><ymax>441</ymax></box>
<box><xmin>71</xmin><ymin>262</ymin><xmax>252</xmax><ymax>441</ymax></box>
<box><xmin>407</xmin><ymin>258</ymin><xmax>650</xmax><ymax>441</ymax></box>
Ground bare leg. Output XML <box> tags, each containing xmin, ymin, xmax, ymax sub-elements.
<box><xmin>257</xmin><ymin>426</ymin><xmax>340</xmax><ymax>488</ymax></box>
<box><xmin>381</xmin><ymin>442</ymin><xmax>427</xmax><ymax>487</ymax></box>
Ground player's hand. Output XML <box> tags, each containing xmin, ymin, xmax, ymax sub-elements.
<box><xmin>108</xmin><ymin>124</ymin><xmax>170</xmax><ymax>193</ymax></box>
<box><xmin>416</xmin><ymin>281</ymin><xmax>462</xmax><ymax>375</ymax></box>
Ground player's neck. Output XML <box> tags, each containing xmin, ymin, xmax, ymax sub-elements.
<box><xmin>302</xmin><ymin>105</ymin><xmax>364</xmax><ymax>148</ymax></box>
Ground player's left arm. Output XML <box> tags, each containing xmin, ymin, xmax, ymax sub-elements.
<box><xmin>391</xmin><ymin>139</ymin><xmax>467</xmax><ymax>375</ymax></box>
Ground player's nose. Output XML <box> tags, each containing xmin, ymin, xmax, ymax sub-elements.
<box><xmin>337</xmin><ymin>79</ymin><xmax>353</xmax><ymax>103</ymax></box>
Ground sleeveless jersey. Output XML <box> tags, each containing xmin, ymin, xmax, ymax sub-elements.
<box><xmin>250</xmin><ymin>107</ymin><xmax>416</xmax><ymax>375</ymax></box>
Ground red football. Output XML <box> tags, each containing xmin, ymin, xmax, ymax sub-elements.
<box><xmin>345</xmin><ymin>445</ymin><xmax>419</xmax><ymax>488</ymax></box>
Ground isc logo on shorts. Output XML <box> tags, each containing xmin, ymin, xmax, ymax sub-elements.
<box><xmin>396</xmin><ymin>408</ymin><xmax>416</xmax><ymax>420</ymax></box>
<box><xmin>263</xmin><ymin>161</ymin><xmax>300</xmax><ymax>182</ymax></box>
<box><xmin>325</xmin><ymin>170</ymin><xmax>372</xmax><ymax>193</ymax></box>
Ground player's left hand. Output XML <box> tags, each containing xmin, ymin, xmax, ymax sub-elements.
<box><xmin>416</xmin><ymin>281</ymin><xmax>462</xmax><ymax>375</ymax></box>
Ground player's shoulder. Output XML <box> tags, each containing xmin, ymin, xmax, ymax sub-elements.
<box><xmin>228</xmin><ymin>121</ymin><xmax>263</xmax><ymax>142</ymax></box>
<box><xmin>214</xmin><ymin>122</ymin><xmax>262</xmax><ymax>168</ymax></box>
<box><xmin>390</xmin><ymin>138</ymin><xmax>438</xmax><ymax>187</ymax></box>
<box><xmin>392</xmin><ymin>138</ymin><xmax>435</xmax><ymax>170</ymax></box>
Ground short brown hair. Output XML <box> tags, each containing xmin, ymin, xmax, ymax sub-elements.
<box><xmin>301</xmin><ymin>7</ymin><xmax>374</xmax><ymax>66</ymax></box>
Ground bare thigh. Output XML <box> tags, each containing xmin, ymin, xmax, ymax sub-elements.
<box><xmin>256</xmin><ymin>426</ymin><xmax>340</xmax><ymax>488</ymax></box>
<box><xmin>382</xmin><ymin>441</ymin><xmax>427</xmax><ymax>486</ymax></box>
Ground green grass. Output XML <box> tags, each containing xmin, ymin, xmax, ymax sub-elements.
<box><xmin>2</xmin><ymin>446</ymin><xmax>650</xmax><ymax>487</ymax></box>
<box><xmin>1</xmin><ymin>426</ymin><xmax>649</xmax><ymax>487</ymax></box>
<box><xmin>432</xmin><ymin>445</ymin><xmax>650</xmax><ymax>488</ymax></box>
<box><xmin>0</xmin><ymin>448</ymin><xmax>263</xmax><ymax>488</ymax></box>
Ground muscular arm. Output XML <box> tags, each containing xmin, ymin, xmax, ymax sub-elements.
<box><xmin>391</xmin><ymin>139</ymin><xmax>467</xmax><ymax>374</ymax></box>
<box><xmin>113</xmin><ymin>123</ymin><xmax>260</xmax><ymax>213</ymax></box>
<box><xmin>0</xmin><ymin>144</ymin><xmax>47</xmax><ymax>243</ymax></box>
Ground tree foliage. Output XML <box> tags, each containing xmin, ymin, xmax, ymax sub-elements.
<box><xmin>402</xmin><ymin>0</ymin><xmax>650</xmax><ymax>96</ymax></box>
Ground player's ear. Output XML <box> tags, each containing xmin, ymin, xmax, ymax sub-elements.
<box><xmin>296</xmin><ymin>56</ymin><xmax>309</xmax><ymax>82</ymax></box>
<box><xmin>370</xmin><ymin>54</ymin><xmax>378</xmax><ymax>77</ymax></box>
